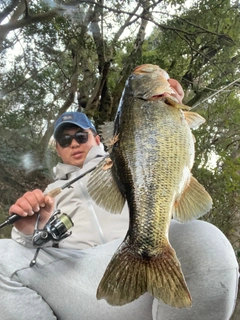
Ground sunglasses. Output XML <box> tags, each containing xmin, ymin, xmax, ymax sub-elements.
<box><xmin>57</xmin><ymin>131</ymin><xmax>93</xmax><ymax>148</ymax></box>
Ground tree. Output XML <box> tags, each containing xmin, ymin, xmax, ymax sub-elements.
<box><xmin>141</xmin><ymin>0</ymin><xmax>240</xmax><ymax>246</ymax></box>
<box><xmin>0</xmin><ymin>0</ymin><xmax>239</xmax><ymax>224</ymax></box>
<box><xmin>0</xmin><ymin>0</ymin><xmax>240</xmax><ymax>310</ymax></box>
<box><xmin>0</xmin><ymin>0</ymin><xmax>239</xmax><ymax>315</ymax></box>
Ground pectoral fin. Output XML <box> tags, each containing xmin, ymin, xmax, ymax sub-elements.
<box><xmin>87</xmin><ymin>157</ymin><xmax>126</xmax><ymax>214</ymax></box>
<box><xmin>184</xmin><ymin>111</ymin><xmax>206</xmax><ymax>128</ymax></box>
<box><xmin>173</xmin><ymin>176</ymin><xmax>212</xmax><ymax>222</ymax></box>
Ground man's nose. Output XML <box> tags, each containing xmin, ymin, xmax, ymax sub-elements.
<box><xmin>70</xmin><ymin>138</ymin><xmax>80</xmax><ymax>147</ymax></box>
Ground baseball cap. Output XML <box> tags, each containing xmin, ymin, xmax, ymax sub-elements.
<box><xmin>54</xmin><ymin>112</ymin><xmax>97</xmax><ymax>138</ymax></box>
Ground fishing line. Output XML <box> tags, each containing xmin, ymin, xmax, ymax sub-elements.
<box><xmin>191</xmin><ymin>77</ymin><xmax>240</xmax><ymax>109</ymax></box>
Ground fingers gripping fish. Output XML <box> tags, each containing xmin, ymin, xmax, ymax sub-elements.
<box><xmin>87</xmin><ymin>64</ymin><xmax>212</xmax><ymax>308</ymax></box>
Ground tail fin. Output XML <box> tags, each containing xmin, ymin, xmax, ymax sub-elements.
<box><xmin>97</xmin><ymin>242</ymin><xmax>192</xmax><ymax>308</ymax></box>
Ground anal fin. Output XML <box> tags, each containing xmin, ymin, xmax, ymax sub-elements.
<box><xmin>184</xmin><ymin>111</ymin><xmax>206</xmax><ymax>128</ymax></box>
<box><xmin>173</xmin><ymin>176</ymin><xmax>212</xmax><ymax>222</ymax></box>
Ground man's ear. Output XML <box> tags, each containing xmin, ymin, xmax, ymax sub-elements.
<box><xmin>95</xmin><ymin>135</ymin><xmax>101</xmax><ymax>146</ymax></box>
<box><xmin>55</xmin><ymin>142</ymin><xmax>60</xmax><ymax>156</ymax></box>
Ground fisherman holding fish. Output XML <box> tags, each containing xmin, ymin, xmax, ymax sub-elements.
<box><xmin>0</xmin><ymin>65</ymin><xmax>238</xmax><ymax>320</ymax></box>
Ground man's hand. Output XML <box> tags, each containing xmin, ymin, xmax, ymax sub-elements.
<box><xmin>9</xmin><ymin>189</ymin><xmax>54</xmax><ymax>235</ymax></box>
<box><xmin>168</xmin><ymin>78</ymin><xmax>184</xmax><ymax>103</ymax></box>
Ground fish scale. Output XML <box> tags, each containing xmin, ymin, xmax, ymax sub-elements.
<box><xmin>117</xmin><ymin>103</ymin><xmax>190</xmax><ymax>250</ymax></box>
<box><xmin>88</xmin><ymin>64</ymin><xmax>212</xmax><ymax>308</ymax></box>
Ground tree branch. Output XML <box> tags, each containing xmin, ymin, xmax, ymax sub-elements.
<box><xmin>0</xmin><ymin>0</ymin><xmax>20</xmax><ymax>24</ymax></box>
<box><xmin>0</xmin><ymin>10</ymin><xmax>58</xmax><ymax>35</ymax></box>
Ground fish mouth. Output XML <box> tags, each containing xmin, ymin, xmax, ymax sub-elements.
<box><xmin>150</xmin><ymin>93</ymin><xmax>165</xmax><ymax>100</ymax></box>
<box><xmin>150</xmin><ymin>93</ymin><xmax>179</xmax><ymax>103</ymax></box>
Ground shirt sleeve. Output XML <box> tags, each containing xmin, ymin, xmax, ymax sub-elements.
<box><xmin>11</xmin><ymin>226</ymin><xmax>53</xmax><ymax>248</ymax></box>
<box><xmin>11</xmin><ymin>227</ymin><xmax>35</xmax><ymax>248</ymax></box>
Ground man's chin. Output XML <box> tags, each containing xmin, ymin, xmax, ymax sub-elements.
<box><xmin>66</xmin><ymin>158</ymin><xmax>84</xmax><ymax>168</ymax></box>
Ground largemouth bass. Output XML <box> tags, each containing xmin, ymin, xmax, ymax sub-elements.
<box><xmin>87</xmin><ymin>64</ymin><xmax>212</xmax><ymax>308</ymax></box>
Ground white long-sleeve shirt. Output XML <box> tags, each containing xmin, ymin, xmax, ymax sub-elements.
<box><xmin>12</xmin><ymin>146</ymin><xmax>129</xmax><ymax>249</ymax></box>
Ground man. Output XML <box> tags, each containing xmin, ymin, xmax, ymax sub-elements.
<box><xmin>10</xmin><ymin>112</ymin><xmax>130</xmax><ymax>249</ymax></box>
<box><xmin>0</xmin><ymin>79</ymin><xmax>238</xmax><ymax>320</ymax></box>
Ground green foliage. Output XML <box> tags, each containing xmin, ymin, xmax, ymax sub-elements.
<box><xmin>191</xmin><ymin>93</ymin><xmax>240</xmax><ymax>242</ymax></box>
<box><xmin>0</xmin><ymin>0</ymin><xmax>240</xmax><ymax>253</ymax></box>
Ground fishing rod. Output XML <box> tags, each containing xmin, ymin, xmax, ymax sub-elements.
<box><xmin>0</xmin><ymin>164</ymin><xmax>98</xmax><ymax>229</ymax></box>
<box><xmin>0</xmin><ymin>163</ymin><xmax>101</xmax><ymax>266</ymax></box>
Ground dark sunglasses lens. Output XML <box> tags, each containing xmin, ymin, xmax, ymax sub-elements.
<box><xmin>58</xmin><ymin>135</ymin><xmax>72</xmax><ymax>148</ymax></box>
<box><xmin>75</xmin><ymin>132</ymin><xmax>88</xmax><ymax>144</ymax></box>
<box><xmin>57</xmin><ymin>132</ymin><xmax>89</xmax><ymax>148</ymax></box>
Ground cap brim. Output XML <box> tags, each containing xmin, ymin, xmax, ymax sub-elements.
<box><xmin>54</xmin><ymin>121</ymin><xmax>92</xmax><ymax>138</ymax></box>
